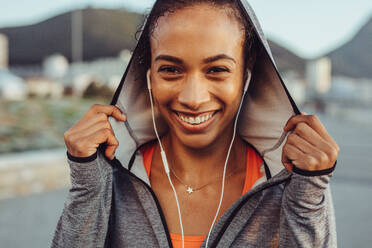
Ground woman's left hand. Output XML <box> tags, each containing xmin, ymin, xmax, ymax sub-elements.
<box><xmin>282</xmin><ymin>112</ymin><xmax>340</xmax><ymax>172</ymax></box>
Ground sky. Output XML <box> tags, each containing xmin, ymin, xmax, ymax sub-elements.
<box><xmin>0</xmin><ymin>0</ymin><xmax>371</xmax><ymax>59</ymax></box>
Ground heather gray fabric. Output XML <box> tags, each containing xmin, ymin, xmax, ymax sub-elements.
<box><xmin>51</xmin><ymin>0</ymin><xmax>337</xmax><ymax>247</ymax></box>
<box><xmin>52</xmin><ymin>152</ymin><xmax>336</xmax><ymax>247</ymax></box>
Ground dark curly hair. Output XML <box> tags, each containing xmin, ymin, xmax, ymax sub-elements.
<box><xmin>132</xmin><ymin>0</ymin><xmax>260</xmax><ymax>84</ymax></box>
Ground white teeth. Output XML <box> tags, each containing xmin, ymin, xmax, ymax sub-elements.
<box><xmin>195</xmin><ymin>116</ymin><xmax>201</xmax><ymax>124</ymax></box>
<box><xmin>177</xmin><ymin>112</ymin><xmax>215</xmax><ymax>125</ymax></box>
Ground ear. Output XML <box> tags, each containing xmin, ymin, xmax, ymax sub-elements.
<box><xmin>243</xmin><ymin>52</ymin><xmax>256</xmax><ymax>92</ymax></box>
<box><xmin>246</xmin><ymin>51</ymin><xmax>257</xmax><ymax>72</ymax></box>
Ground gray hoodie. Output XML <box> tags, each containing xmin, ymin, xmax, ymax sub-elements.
<box><xmin>51</xmin><ymin>0</ymin><xmax>337</xmax><ymax>247</ymax></box>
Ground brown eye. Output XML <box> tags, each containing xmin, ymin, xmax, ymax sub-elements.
<box><xmin>158</xmin><ymin>66</ymin><xmax>181</xmax><ymax>74</ymax></box>
<box><xmin>208</xmin><ymin>67</ymin><xmax>230</xmax><ymax>74</ymax></box>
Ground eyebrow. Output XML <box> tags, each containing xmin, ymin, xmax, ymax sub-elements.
<box><xmin>154</xmin><ymin>55</ymin><xmax>183</xmax><ymax>64</ymax></box>
<box><xmin>154</xmin><ymin>54</ymin><xmax>236</xmax><ymax>64</ymax></box>
<box><xmin>203</xmin><ymin>54</ymin><xmax>236</xmax><ymax>64</ymax></box>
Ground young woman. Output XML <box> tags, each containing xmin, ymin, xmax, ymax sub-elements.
<box><xmin>53</xmin><ymin>1</ymin><xmax>339</xmax><ymax>247</ymax></box>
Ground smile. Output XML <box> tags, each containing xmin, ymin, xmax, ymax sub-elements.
<box><xmin>172</xmin><ymin>110</ymin><xmax>219</xmax><ymax>132</ymax></box>
<box><xmin>177</xmin><ymin>111</ymin><xmax>215</xmax><ymax>125</ymax></box>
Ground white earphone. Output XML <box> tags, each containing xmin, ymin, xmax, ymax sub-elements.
<box><xmin>244</xmin><ymin>70</ymin><xmax>251</xmax><ymax>93</ymax></box>
<box><xmin>146</xmin><ymin>69</ymin><xmax>250</xmax><ymax>248</ymax></box>
<box><xmin>146</xmin><ymin>70</ymin><xmax>185</xmax><ymax>247</ymax></box>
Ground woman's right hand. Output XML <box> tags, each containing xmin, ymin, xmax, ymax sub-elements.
<box><xmin>64</xmin><ymin>104</ymin><xmax>127</xmax><ymax>160</ymax></box>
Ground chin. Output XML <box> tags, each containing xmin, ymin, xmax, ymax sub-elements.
<box><xmin>176</xmin><ymin>132</ymin><xmax>218</xmax><ymax>150</ymax></box>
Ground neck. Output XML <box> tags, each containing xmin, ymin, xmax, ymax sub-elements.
<box><xmin>161</xmin><ymin>126</ymin><xmax>246</xmax><ymax>186</ymax></box>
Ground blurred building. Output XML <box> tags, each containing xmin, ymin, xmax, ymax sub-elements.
<box><xmin>25</xmin><ymin>76</ymin><xmax>64</xmax><ymax>98</ymax></box>
<box><xmin>5</xmin><ymin>49</ymin><xmax>130</xmax><ymax>99</ymax></box>
<box><xmin>281</xmin><ymin>70</ymin><xmax>306</xmax><ymax>106</ymax></box>
<box><xmin>326</xmin><ymin>76</ymin><xmax>372</xmax><ymax>106</ymax></box>
<box><xmin>0</xmin><ymin>33</ymin><xmax>8</xmax><ymax>69</ymax></box>
<box><xmin>71</xmin><ymin>74</ymin><xmax>104</xmax><ymax>97</ymax></box>
<box><xmin>0</xmin><ymin>69</ymin><xmax>27</xmax><ymax>100</ymax></box>
<box><xmin>61</xmin><ymin>49</ymin><xmax>131</xmax><ymax>93</ymax></box>
<box><xmin>306</xmin><ymin>57</ymin><xmax>332</xmax><ymax>95</ymax></box>
<box><xmin>42</xmin><ymin>54</ymin><xmax>69</xmax><ymax>79</ymax></box>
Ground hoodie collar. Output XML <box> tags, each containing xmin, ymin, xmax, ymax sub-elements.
<box><xmin>108</xmin><ymin>0</ymin><xmax>301</xmax><ymax>185</ymax></box>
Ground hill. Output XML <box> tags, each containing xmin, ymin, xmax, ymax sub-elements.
<box><xmin>326</xmin><ymin>16</ymin><xmax>372</xmax><ymax>79</ymax></box>
<box><xmin>0</xmin><ymin>8</ymin><xmax>143</xmax><ymax>65</ymax></box>
<box><xmin>268</xmin><ymin>40</ymin><xmax>305</xmax><ymax>76</ymax></box>
<box><xmin>0</xmin><ymin>8</ymin><xmax>305</xmax><ymax>75</ymax></box>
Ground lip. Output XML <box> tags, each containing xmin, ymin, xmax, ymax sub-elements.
<box><xmin>172</xmin><ymin>110</ymin><xmax>220</xmax><ymax>132</ymax></box>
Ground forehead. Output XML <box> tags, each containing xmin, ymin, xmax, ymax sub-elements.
<box><xmin>151</xmin><ymin>5</ymin><xmax>244</xmax><ymax>60</ymax></box>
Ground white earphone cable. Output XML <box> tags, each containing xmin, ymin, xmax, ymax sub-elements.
<box><xmin>147</xmin><ymin>71</ymin><xmax>185</xmax><ymax>248</ymax></box>
<box><xmin>205</xmin><ymin>81</ymin><xmax>248</xmax><ymax>248</ymax></box>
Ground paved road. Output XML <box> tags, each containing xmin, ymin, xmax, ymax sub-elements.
<box><xmin>1</xmin><ymin>113</ymin><xmax>371</xmax><ymax>248</ymax></box>
<box><xmin>0</xmin><ymin>189</ymin><xmax>68</xmax><ymax>248</ymax></box>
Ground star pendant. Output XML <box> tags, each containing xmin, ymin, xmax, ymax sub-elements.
<box><xmin>186</xmin><ymin>186</ymin><xmax>194</xmax><ymax>194</ymax></box>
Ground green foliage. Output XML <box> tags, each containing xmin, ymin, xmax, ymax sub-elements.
<box><xmin>82</xmin><ymin>82</ymin><xmax>114</xmax><ymax>101</ymax></box>
<box><xmin>0</xmin><ymin>96</ymin><xmax>107</xmax><ymax>154</ymax></box>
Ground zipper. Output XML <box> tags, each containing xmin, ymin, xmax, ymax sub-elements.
<box><xmin>208</xmin><ymin>177</ymin><xmax>289</xmax><ymax>247</ymax></box>
<box><xmin>101</xmin><ymin>143</ymin><xmax>174</xmax><ymax>248</ymax></box>
<box><xmin>118</xmin><ymin>165</ymin><xmax>174</xmax><ymax>247</ymax></box>
<box><xmin>99</xmin><ymin>142</ymin><xmax>291</xmax><ymax>248</ymax></box>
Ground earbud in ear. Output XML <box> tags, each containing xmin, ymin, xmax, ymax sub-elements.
<box><xmin>243</xmin><ymin>70</ymin><xmax>252</xmax><ymax>93</ymax></box>
<box><xmin>146</xmin><ymin>69</ymin><xmax>151</xmax><ymax>90</ymax></box>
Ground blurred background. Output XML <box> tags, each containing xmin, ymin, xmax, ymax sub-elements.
<box><xmin>0</xmin><ymin>0</ymin><xmax>371</xmax><ymax>247</ymax></box>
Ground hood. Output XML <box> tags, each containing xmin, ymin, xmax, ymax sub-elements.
<box><xmin>107</xmin><ymin>0</ymin><xmax>301</xmax><ymax>186</ymax></box>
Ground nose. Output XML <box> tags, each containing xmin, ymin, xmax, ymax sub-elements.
<box><xmin>178</xmin><ymin>74</ymin><xmax>210</xmax><ymax>110</ymax></box>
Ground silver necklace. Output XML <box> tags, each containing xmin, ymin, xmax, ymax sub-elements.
<box><xmin>169</xmin><ymin>165</ymin><xmax>239</xmax><ymax>194</ymax></box>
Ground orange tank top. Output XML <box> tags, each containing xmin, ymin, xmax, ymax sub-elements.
<box><xmin>140</xmin><ymin>142</ymin><xmax>263</xmax><ymax>248</ymax></box>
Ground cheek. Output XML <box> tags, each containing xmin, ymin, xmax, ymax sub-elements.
<box><xmin>214</xmin><ymin>81</ymin><xmax>243</xmax><ymax>107</ymax></box>
<box><xmin>152</xmin><ymin>82</ymin><xmax>176</xmax><ymax>107</ymax></box>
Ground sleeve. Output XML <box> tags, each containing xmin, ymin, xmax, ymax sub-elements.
<box><xmin>51</xmin><ymin>150</ymin><xmax>113</xmax><ymax>248</ymax></box>
<box><xmin>278</xmin><ymin>171</ymin><xmax>337</xmax><ymax>248</ymax></box>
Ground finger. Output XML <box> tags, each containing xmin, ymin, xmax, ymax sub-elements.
<box><xmin>287</xmin><ymin>133</ymin><xmax>331</xmax><ymax>170</ymax></box>
<box><xmin>77</xmin><ymin>120</ymin><xmax>113</xmax><ymax>138</ymax></box>
<box><xmin>86</xmin><ymin>127</ymin><xmax>119</xmax><ymax>160</ymax></box>
<box><xmin>105</xmin><ymin>134</ymin><xmax>120</xmax><ymax>160</ymax></box>
<box><xmin>282</xmin><ymin>143</ymin><xmax>297</xmax><ymax>172</ymax></box>
<box><xmin>287</xmin><ymin>132</ymin><xmax>319</xmax><ymax>155</ymax></box>
<box><xmin>282</xmin><ymin>143</ymin><xmax>303</xmax><ymax>172</ymax></box>
<box><xmin>283</xmin><ymin>114</ymin><xmax>324</xmax><ymax>136</ymax></box>
<box><xmin>283</xmin><ymin>143</ymin><xmax>303</xmax><ymax>162</ymax></box>
<box><xmin>290</xmin><ymin>122</ymin><xmax>334</xmax><ymax>155</ymax></box>
<box><xmin>284</xmin><ymin>114</ymin><xmax>338</xmax><ymax>150</ymax></box>
<box><xmin>72</xmin><ymin>112</ymin><xmax>110</xmax><ymax>133</ymax></box>
<box><xmin>282</xmin><ymin>143</ymin><xmax>313</xmax><ymax>171</ymax></box>
<box><xmin>281</xmin><ymin>153</ymin><xmax>293</xmax><ymax>172</ymax></box>
<box><xmin>86</xmin><ymin>104</ymin><xmax>126</xmax><ymax>122</ymax></box>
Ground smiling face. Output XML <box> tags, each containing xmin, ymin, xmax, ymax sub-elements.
<box><xmin>149</xmin><ymin>3</ymin><xmax>249</xmax><ymax>150</ymax></box>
